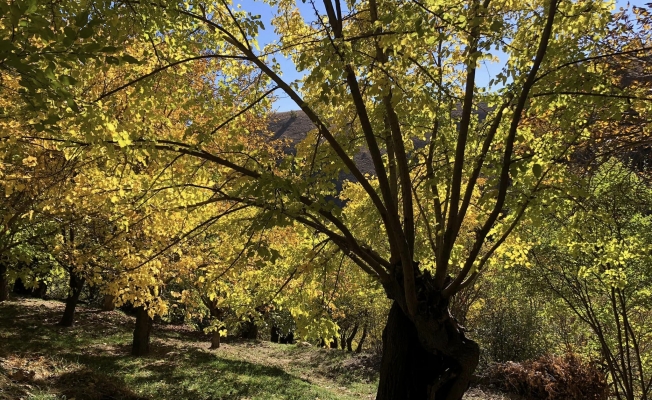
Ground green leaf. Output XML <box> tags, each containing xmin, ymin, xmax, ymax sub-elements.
<box><xmin>64</xmin><ymin>26</ymin><xmax>76</xmax><ymax>39</ymax></box>
<box><xmin>59</xmin><ymin>75</ymin><xmax>77</xmax><ymax>86</ymax></box>
<box><xmin>66</xmin><ymin>98</ymin><xmax>79</xmax><ymax>112</ymax></box>
<box><xmin>44</xmin><ymin>62</ymin><xmax>56</xmax><ymax>81</ymax></box>
<box><xmin>25</xmin><ymin>0</ymin><xmax>37</xmax><ymax>13</ymax></box>
<box><xmin>510</xmin><ymin>164</ymin><xmax>519</xmax><ymax>178</ymax></box>
<box><xmin>0</xmin><ymin>40</ymin><xmax>14</xmax><ymax>52</ymax></box>
<box><xmin>75</xmin><ymin>10</ymin><xmax>90</xmax><ymax>27</ymax></box>
<box><xmin>121</xmin><ymin>55</ymin><xmax>140</xmax><ymax>64</ymax></box>
<box><xmin>79</xmin><ymin>26</ymin><xmax>94</xmax><ymax>39</ymax></box>
<box><xmin>533</xmin><ymin>164</ymin><xmax>542</xmax><ymax>178</ymax></box>
<box><xmin>490</xmin><ymin>19</ymin><xmax>503</xmax><ymax>33</ymax></box>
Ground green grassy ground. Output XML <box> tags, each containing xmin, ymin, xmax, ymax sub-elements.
<box><xmin>0</xmin><ymin>299</ymin><xmax>378</xmax><ymax>400</ymax></box>
<box><xmin>0</xmin><ymin>299</ymin><xmax>516</xmax><ymax>400</ymax></box>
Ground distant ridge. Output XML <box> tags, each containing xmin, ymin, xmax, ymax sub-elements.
<box><xmin>267</xmin><ymin>106</ymin><xmax>492</xmax><ymax>180</ymax></box>
<box><xmin>268</xmin><ymin>111</ymin><xmax>376</xmax><ymax>181</ymax></box>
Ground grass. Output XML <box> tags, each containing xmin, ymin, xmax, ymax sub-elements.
<box><xmin>0</xmin><ymin>298</ymin><xmax>518</xmax><ymax>400</ymax></box>
<box><xmin>0</xmin><ymin>298</ymin><xmax>377</xmax><ymax>400</ymax></box>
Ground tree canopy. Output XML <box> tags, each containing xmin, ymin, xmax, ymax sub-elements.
<box><xmin>1</xmin><ymin>0</ymin><xmax>652</xmax><ymax>398</ymax></box>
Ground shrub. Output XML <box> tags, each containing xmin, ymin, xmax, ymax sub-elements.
<box><xmin>484</xmin><ymin>353</ymin><xmax>608</xmax><ymax>400</ymax></box>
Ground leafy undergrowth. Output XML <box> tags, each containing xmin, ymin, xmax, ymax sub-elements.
<box><xmin>483</xmin><ymin>354</ymin><xmax>609</xmax><ymax>400</ymax></box>
<box><xmin>1</xmin><ymin>298</ymin><xmax>516</xmax><ymax>400</ymax></box>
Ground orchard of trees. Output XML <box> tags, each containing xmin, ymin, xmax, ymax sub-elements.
<box><xmin>1</xmin><ymin>0</ymin><xmax>651</xmax><ymax>399</ymax></box>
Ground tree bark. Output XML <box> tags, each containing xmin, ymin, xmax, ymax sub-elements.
<box><xmin>34</xmin><ymin>281</ymin><xmax>47</xmax><ymax>299</ymax></box>
<box><xmin>13</xmin><ymin>278</ymin><xmax>30</xmax><ymax>296</ymax></box>
<box><xmin>132</xmin><ymin>306</ymin><xmax>153</xmax><ymax>356</ymax></box>
<box><xmin>271</xmin><ymin>326</ymin><xmax>280</xmax><ymax>343</ymax></box>
<box><xmin>204</xmin><ymin>300</ymin><xmax>224</xmax><ymax>348</ymax></box>
<box><xmin>241</xmin><ymin>318</ymin><xmax>258</xmax><ymax>340</ymax></box>
<box><xmin>102</xmin><ymin>294</ymin><xmax>115</xmax><ymax>311</ymax></box>
<box><xmin>376</xmin><ymin>301</ymin><xmax>480</xmax><ymax>400</ymax></box>
<box><xmin>280</xmin><ymin>331</ymin><xmax>294</xmax><ymax>344</ymax></box>
<box><xmin>355</xmin><ymin>325</ymin><xmax>367</xmax><ymax>353</ymax></box>
<box><xmin>59</xmin><ymin>272</ymin><xmax>85</xmax><ymax>327</ymax></box>
<box><xmin>346</xmin><ymin>324</ymin><xmax>359</xmax><ymax>352</ymax></box>
<box><xmin>0</xmin><ymin>263</ymin><xmax>8</xmax><ymax>302</ymax></box>
<box><xmin>210</xmin><ymin>331</ymin><xmax>221</xmax><ymax>349</ymax></box>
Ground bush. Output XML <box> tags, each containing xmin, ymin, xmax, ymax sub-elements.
<box><xmin>473</xmin><ymin>295</ymin><xmax>552</xmax><ymax>365</ymax></box>
<box><xmin>484</xmin><ymin>353</ymin><xmax>608</xmax><ymax>400</ymax></box>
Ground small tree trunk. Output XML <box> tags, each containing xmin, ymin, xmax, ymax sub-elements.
<box><xmin>346</xmin><ymin>324</ymin><xmax>359</xmax><ymax>352</ymax></box>
<box><xmin>376</xmin><ymin>301</ymin><xmax>480</xmax><ymax>400</ymax></box>
<box><xmin>34</xmin><ymin>281</ymin><xmax>47</xmax><ymax>299</ymax></box>
<box><xmin>270</xmin><ymin>326</ymin><xmax>280</xmax><ymax>343</ymax></box>
<box><xmin>0</xmin><ymin>263</ymin><xmax>8</xmax><ymax>302</ymax></box>
<box><xmin>355</xmin><ymin>325</ymin><xmax>367</xmax><ymax>353</ymax></box>
<box><xmin>205</xmin><ymin>300</ymin><xmax>224</xmax><ymax>348</ymax></box>
<box><xmin>330</xmin><ymin>336</ymin><xmax>339</xmax><ymax>349</ymax></box>
<box><xmin>284</xmin><ymin>331</ymin><xmax>294</xmax><ymax>344</ymax></box>
<box><xmin>13</xmin><ymin>278</ymin><xmax>30</xmax><ymax>296</ymax></box>
<box><xmin>59</xmin><ymin>273</ymin><xmax>85</xmax><ymax>327</ymax></box>
<box><xmin>86</xmin><ymin>285</ymin><xmax>99</xmax><ymax>304</ymax></box>
<box><xmin>210</xmin><ymin>331</ymin><xmax>221</xmax><ymax>349</ymax></box>
<box><xmin>132</xmin><ymin>306</ymin><xmax>153</xmax><ymax>356</ymax></box>
<box><xmin>102</xmin><ymin>294</ymin><xmax>115</xmax><ymax>311</ymax></box>
<box><xmin>241</xmin><ymin>318</ymin><xmax>258</xmax><ymax>340</ymax></box>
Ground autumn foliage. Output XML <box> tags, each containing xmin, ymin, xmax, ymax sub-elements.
<box><xmin>1</xmin><ymin>0</ymin><xmax>652</xmax><ymax>399</ymax></box>
<box><xmin>484</xmin><ymin>353</ymin><xmax>609</xmax><ymax>400</ymax></box>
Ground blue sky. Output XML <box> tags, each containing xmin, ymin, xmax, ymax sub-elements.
<box><xmin>238</xmin><ymin>0</ymin><xmax>650</xmax><ymax>111</ymax></box>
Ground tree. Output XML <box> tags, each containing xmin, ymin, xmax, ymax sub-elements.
<box><xmin>182</xmin><ymin>220</ymin><xmax>353</xmax><ymax>348</ymax></box>
<box><xmin>524</xmin><ymin>160</ymin><xmax>652</xmax><ymax>400</ymax></box>
<box><xmin>0</xmin><ymin>143</ymin><xmax>76</xmax><ymax>302</ymax></box>
<box><xmin>7</xmin><ymin>0</ymin><xmax>652</xmax><ymax>398</ymax></box>
<box><xmin>0</xmin><ymin>0</ymin><xmax>139</xmax><ymax>301</ymax></box>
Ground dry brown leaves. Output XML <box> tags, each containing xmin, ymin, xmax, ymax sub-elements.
<box><xmin>483</xmin><ymin>353</ymin><xmax>609</xmax><ymax>400</ymax></box>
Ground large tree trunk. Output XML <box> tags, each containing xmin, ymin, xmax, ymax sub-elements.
<box><xmin>59</xmin><ymin>273</ymin><xmax>85</xmax><ymax>327</ymax></box>
<box><xmin>376</xmin><ymin>301</ymin><xmax>479</xmax><ymax>400</ymax></box>
<box><xmin>0</xmin><ymin>263</ymin><xmax>8</xmax><ymax>302</ymax></box>
<box><xmin>132</xmin><ymin>306</ymin><xmax>153</xmax><ymax>356</ymax></box>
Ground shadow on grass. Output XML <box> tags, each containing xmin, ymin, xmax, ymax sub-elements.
<box><xmin>282</xmin><ymin>345</ymin><xmax>380</xmax><ymax>384</ymax></box>
<box><xmin>154</xmin><ymin>324</ymin><xmax>209</xmax><ymax>344</ymax></box>
<box><xmin>0</xmin><ymin>302</ymin><xmax>131</xmax><ymax>358</ymax></box>
<box><xmin>61</xmin><ymin>346</ymin><xmax>326</xmax><ymax>400</ymax></box>
<box><xmin>38</xmin><ymin>368</ymin><xmax>147</xmax><ymax>400</ymax></box>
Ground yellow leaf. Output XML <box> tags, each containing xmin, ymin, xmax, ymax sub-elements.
<box><xmin>22</xmin><ymin>156</ymin><xmax>37</xmax><ymax>167</ymax></box>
